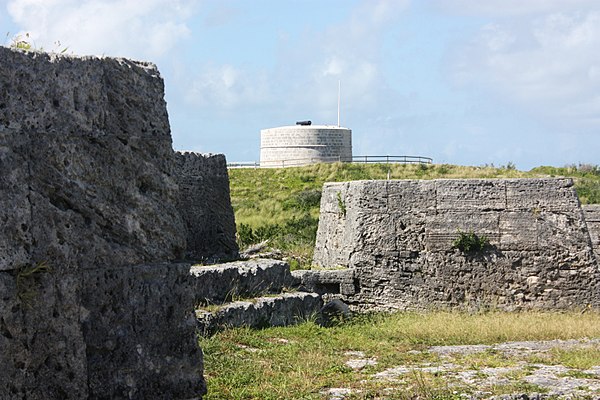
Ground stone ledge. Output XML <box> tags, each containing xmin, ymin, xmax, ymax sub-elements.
<box><xmin>292</xmin><ymin>269</ymin><xmax>357</xmax><ymax>297</ymax></box>
<box><xmin>196</xmin><ymin>292</ymin><xmax>323</xmax><ymax>336</ymax></box>
<box><xmin>190</xmin><ymin>258</ymin><xmax>295</xmax><ymax>305</ymax></box>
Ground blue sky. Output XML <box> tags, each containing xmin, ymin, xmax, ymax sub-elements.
<box><xmin>2</xmin><ymin>0</ymin><xmax>599</xmax><ymax>170</ymax></box>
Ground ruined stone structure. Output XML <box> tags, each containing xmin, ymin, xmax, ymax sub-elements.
<box><xmin>260</xmin><ymin>125</ymin><xmax>352</xmax><ymax>167</ymax></box>
<box><xmin>0</xmin><ymin>47</ymin><xmax>237</xmax><ymax>399</ymax></box>
<box><xmin>311</xmin><ymin>179</ymin><xmax>600</xmax><ymax>311</ymax></box>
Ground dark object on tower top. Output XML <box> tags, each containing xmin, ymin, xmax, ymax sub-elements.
<box><xmin>296</xmin><ymin>120</ymin><xmax>312</xmax><ymax>126</ymax></box>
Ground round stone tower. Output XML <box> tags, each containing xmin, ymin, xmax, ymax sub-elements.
<box><xmin>260</xmin><ymin>125</ymin><xmax>352</xmax><ymax>167</ymax></box>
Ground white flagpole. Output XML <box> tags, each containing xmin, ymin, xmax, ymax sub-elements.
<box><xmin>337</xmin><ymin>80</ymin><xmax>341</xmax><ymax>127</ymax></box>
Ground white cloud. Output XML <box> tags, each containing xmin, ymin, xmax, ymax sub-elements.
<box><xmin>180</xmin><ymin>0</ymin><xmax>410</xmax><ymax>122</ymax></box>
<box><xmin>434</xmin><ymin>0</ymin><xmax>600</xmax><ymax>17</ymax></box>
<box><xmin>449</xmin><ymin>10</ymin><xmax>600</xmax><ymax>127</ymax></box>
<box><xmin>280</xmin><ymin>0</ymin><xmax>411</xmax><ymax>121</ymax></box>
<box><xmin>6</xmin><ymin>0</ymin><xmax>196</xmax><ymax>59</ymax></box>
<box><xmin>184</xmin><ymin>64</ymin><xmax>270</xmax><ymax>109</ymax></box>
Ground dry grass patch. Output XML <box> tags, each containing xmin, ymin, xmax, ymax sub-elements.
<box><xmin>200</xmin><ymin>311</ymin><xmax>600</xmax><ymax>399</ymax></box>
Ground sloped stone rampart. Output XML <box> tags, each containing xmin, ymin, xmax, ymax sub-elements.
<box><xmin>314</xmin><ymin>179</ymin><xmax>599</xmax><ymax>311</ymax></box>
<box><xmin>0</xmin><ymin>48</ymin><xmax>224</xmax><ymax>399</ymax></box>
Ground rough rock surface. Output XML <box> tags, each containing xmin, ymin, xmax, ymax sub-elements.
<box><xmin>0</xmin><ymin>48</ymin><xmax>210</xmax><ymax>399</ymax></box>
<box><xmin>82</xmin><ymin>263</ymin><xmax>202</xmax><ymax>399</ymax></box>
<box><xmin>329</xmin><ymin>339</ymin><xmax>600</xmax><ymax>400</ymax></box>
<box><xmin>190</xmin><ymin>258</ymin><xmax>295</xmax><ymax>305</ymax></box>
<box><xmin>314</xmin><ymin>179</ymin><xmax>599</xmax><ymax>311</ymax></box>
<box><xmin>196</xmin><ymin>292</ymin><xmax>323</xmax><ymax>335</ymax></box>
<box><xmin>583</xmin><ymin>204</ymin><xmax>600</xmax><ymax>262</ymax></box>
<box><xmin>175</xmin><ymin>152</ymin><xmax>238</xmax><ymax>261</ymax></box>
<box><xmin>292</xmin><ymin>268</ymin><xmax>357</xmax><ymax>304</ymax></box>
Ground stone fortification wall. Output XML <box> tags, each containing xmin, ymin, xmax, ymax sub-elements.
<box><xmin>175</xmin><ymin>151</ymin><xmax>238</xmax><ymax>261</ymax></box>
<box><xmin>260</xmin><ymin>125</ymin><xmax>352</xmax><ymax>167</ymax></box>
<box><xmin>314</xmin><ymin>179</ymin><xmax>599</xmax><ymax>311</ymax></box>
<box><xmin>583</xmin><ymin>205</ymin><xmax>600</xmax><ymax>262</ymax></box>
<box><xmin>0</xmin><ymin>47</ymin><xmax>230</xmax><ymax>398</ymax></box>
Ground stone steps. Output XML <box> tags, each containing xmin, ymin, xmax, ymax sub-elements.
<box><xmin>190</xmin><ymin>258</ymin><xmax>296</xmax><ymax>305</ymax></box>
<box><xmin>196</xmin><ymin>292</ymin><xmax>322</xmax><ymax>336</ymax></box>
<box><xmin>192</xmin><ymin>258</ymin><xmax>327</xmax><ymax>335</ymax></box>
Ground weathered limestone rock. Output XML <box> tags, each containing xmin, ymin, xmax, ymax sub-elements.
<box><xmin>190</xmin><ymin>258</ymin><xmax>294</xmax><ymax>305</ymax></box>
<box><xmin>0</xmin><ymin>47</ymin><xmax>212</xmax><ymax>399</ymax></box>
<box><xmin>314</xmin><ymin>179</ymin><xmax>599</xmax><ymax>311</ymax></box>
<box><xmin>292</xmin><ymin>269</ymin><xmax>357</xmax><ymax>297</ymax></box>
<box><xmin>196</xmin><ymin>292</ymin><xmax>323</xmax><ymax>335</ymax></box>
<box><xmin>82</xmin><ymin>263</ymin><xmax>202</xmax><ymax>399</ymax></box>
<box><xmin>175</xmin><ymin>152</ymin><xmax>238</xmax><ymax>261</ymax></box>
<box><xmin>583</xmin><ymin>204</ymin><xmax>600</xmax><ymax>262</ymax></box>
<box><xmin>0</xmin><ymin>49</ymin><xmax>186</xmax><ymax>273</ymax></box>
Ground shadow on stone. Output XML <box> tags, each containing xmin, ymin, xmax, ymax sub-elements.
<box><xmin>318</xmin><ymin>299</ymin><xmax>352</xmax><ymax>327</ymax></box>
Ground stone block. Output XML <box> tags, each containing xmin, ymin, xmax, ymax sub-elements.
<box><xmin>349</xmin><ymin>180</ymin><xmax>389</xmax><ymax>211</ymax></box>
<box><xmin>499</xmin><ymin>211</ymin><xmax>538</xmax><ymax>251</ymax></box>
<box><xmin>174</xmin><ymin>152</ymin><xmax>238</xmax><ymax>262</ymax></box>
<box><xmin>292</xmin><ymin>269</ymin><xmax>356</xmax><ymax>296</ymax></box>
<box><xmin>506</xmin><ymin>178</ymin><xmax>577</xmax><ymax>212</ymax></box>
<box><xmin>81</xmin><ymin>263</ymin><xmax>204</xmax><ymax>399</ymax></box>
<box><xmin>387</xmin><ymin>180</ymin><xmax>436</xmax><ymax>214</ymax></box>
<box><xmin>436</xmin><ymin>179</ymin><xmax>506</xmax><ymax>211</ymax></box>
<box><xmin>0</xmin><ymin>48</ymin><xmax>186</xmax><ymax>274</ymax></box>
<box><xmin>197</xmin><ymin>292</ymin><xmax>323</xmax><ymax>335</ymax></box>
<box><xmin>190</xmin><ymin>259</ymin><xmax>294</xmax><ymax>305</ymax></box>
<box><xmin>425</xmin><ymin>212</ymin><xmax>500</xmax><ymax>251</ymax></box>
<box><xmin>314</xmin><ymin>178</ymin><xmax>599</xmax><ymax>311</ymax></box>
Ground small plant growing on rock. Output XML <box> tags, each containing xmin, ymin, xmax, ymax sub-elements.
<box><xmin>10</xmin><ymin>33</ymin><xmax>33</xmax><ymax>51</ymax></box>
<box><xmin>336</xmin><ymin>192</ymin><xmax>346</xmax><ymax>216</ymax></box>
<box><xmin>16</xmin><ymin>261</ymin><xmax>52</xmax><ymax>307</ymax></box>
<box><xmin>6</xmin><ymin>32</ymin><xmax>69</xmax><ymax>54</ymax></box>
<box><xmin>452</xmin><ymin>229</ymin><xmax>489</xmax><ymax>253</ymax></box>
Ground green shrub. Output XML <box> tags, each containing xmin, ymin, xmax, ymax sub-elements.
<box><xmin>282</xmin><ymin>189</ymin><xmax>321</xmax><ymax>211</ymax></box>
<box><xmin>452</xmin><ymin>230</ymin><xmax>489</xmax><ymax>253</ymax></box>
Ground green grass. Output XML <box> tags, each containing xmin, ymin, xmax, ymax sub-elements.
<box><xmin>229</xmin><ymin>162</ymin><xmax>600</xmax><ymax>267</ymax></box>
<box><xmin>200</xmin><ymin>311</ymin><xmax>600</xmax><ymax>399</ymax></box>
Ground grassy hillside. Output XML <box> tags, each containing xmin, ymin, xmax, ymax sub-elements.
<box><xmin>228</xmin><ymin>162</ymin><xmax>600</xmax><ymax>267</ymax></box>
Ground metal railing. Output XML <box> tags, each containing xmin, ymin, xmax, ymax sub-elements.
<box><xmin>352</xmin><ymin>155</ymin><xmax>433</xmax><ymax>164</ymax></box>
<box><xmin>227</xmin><ymin>161</ymin><xmax>261</xmax><ymax>168</ymax></box>
<box><xmin>227</xmin><ymin>155</ymin><xmax>433</xmax><ymax>168</ymax></box>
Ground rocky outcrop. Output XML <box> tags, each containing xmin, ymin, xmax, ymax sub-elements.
<box><xmin>0</xmin><ymin>47</ymin><xmax>239</xmax><ymax>399</ymax></box>
<box><xmin>313</xmin><ymin>179</ymin><xmax>599</xmax><ymax>311</ymax></box>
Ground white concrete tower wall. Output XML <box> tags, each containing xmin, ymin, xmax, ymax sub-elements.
<box><xmin>260</xmin><ymin>125</ymin><xmax>352</xmax><ymax>167</ymax></box>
